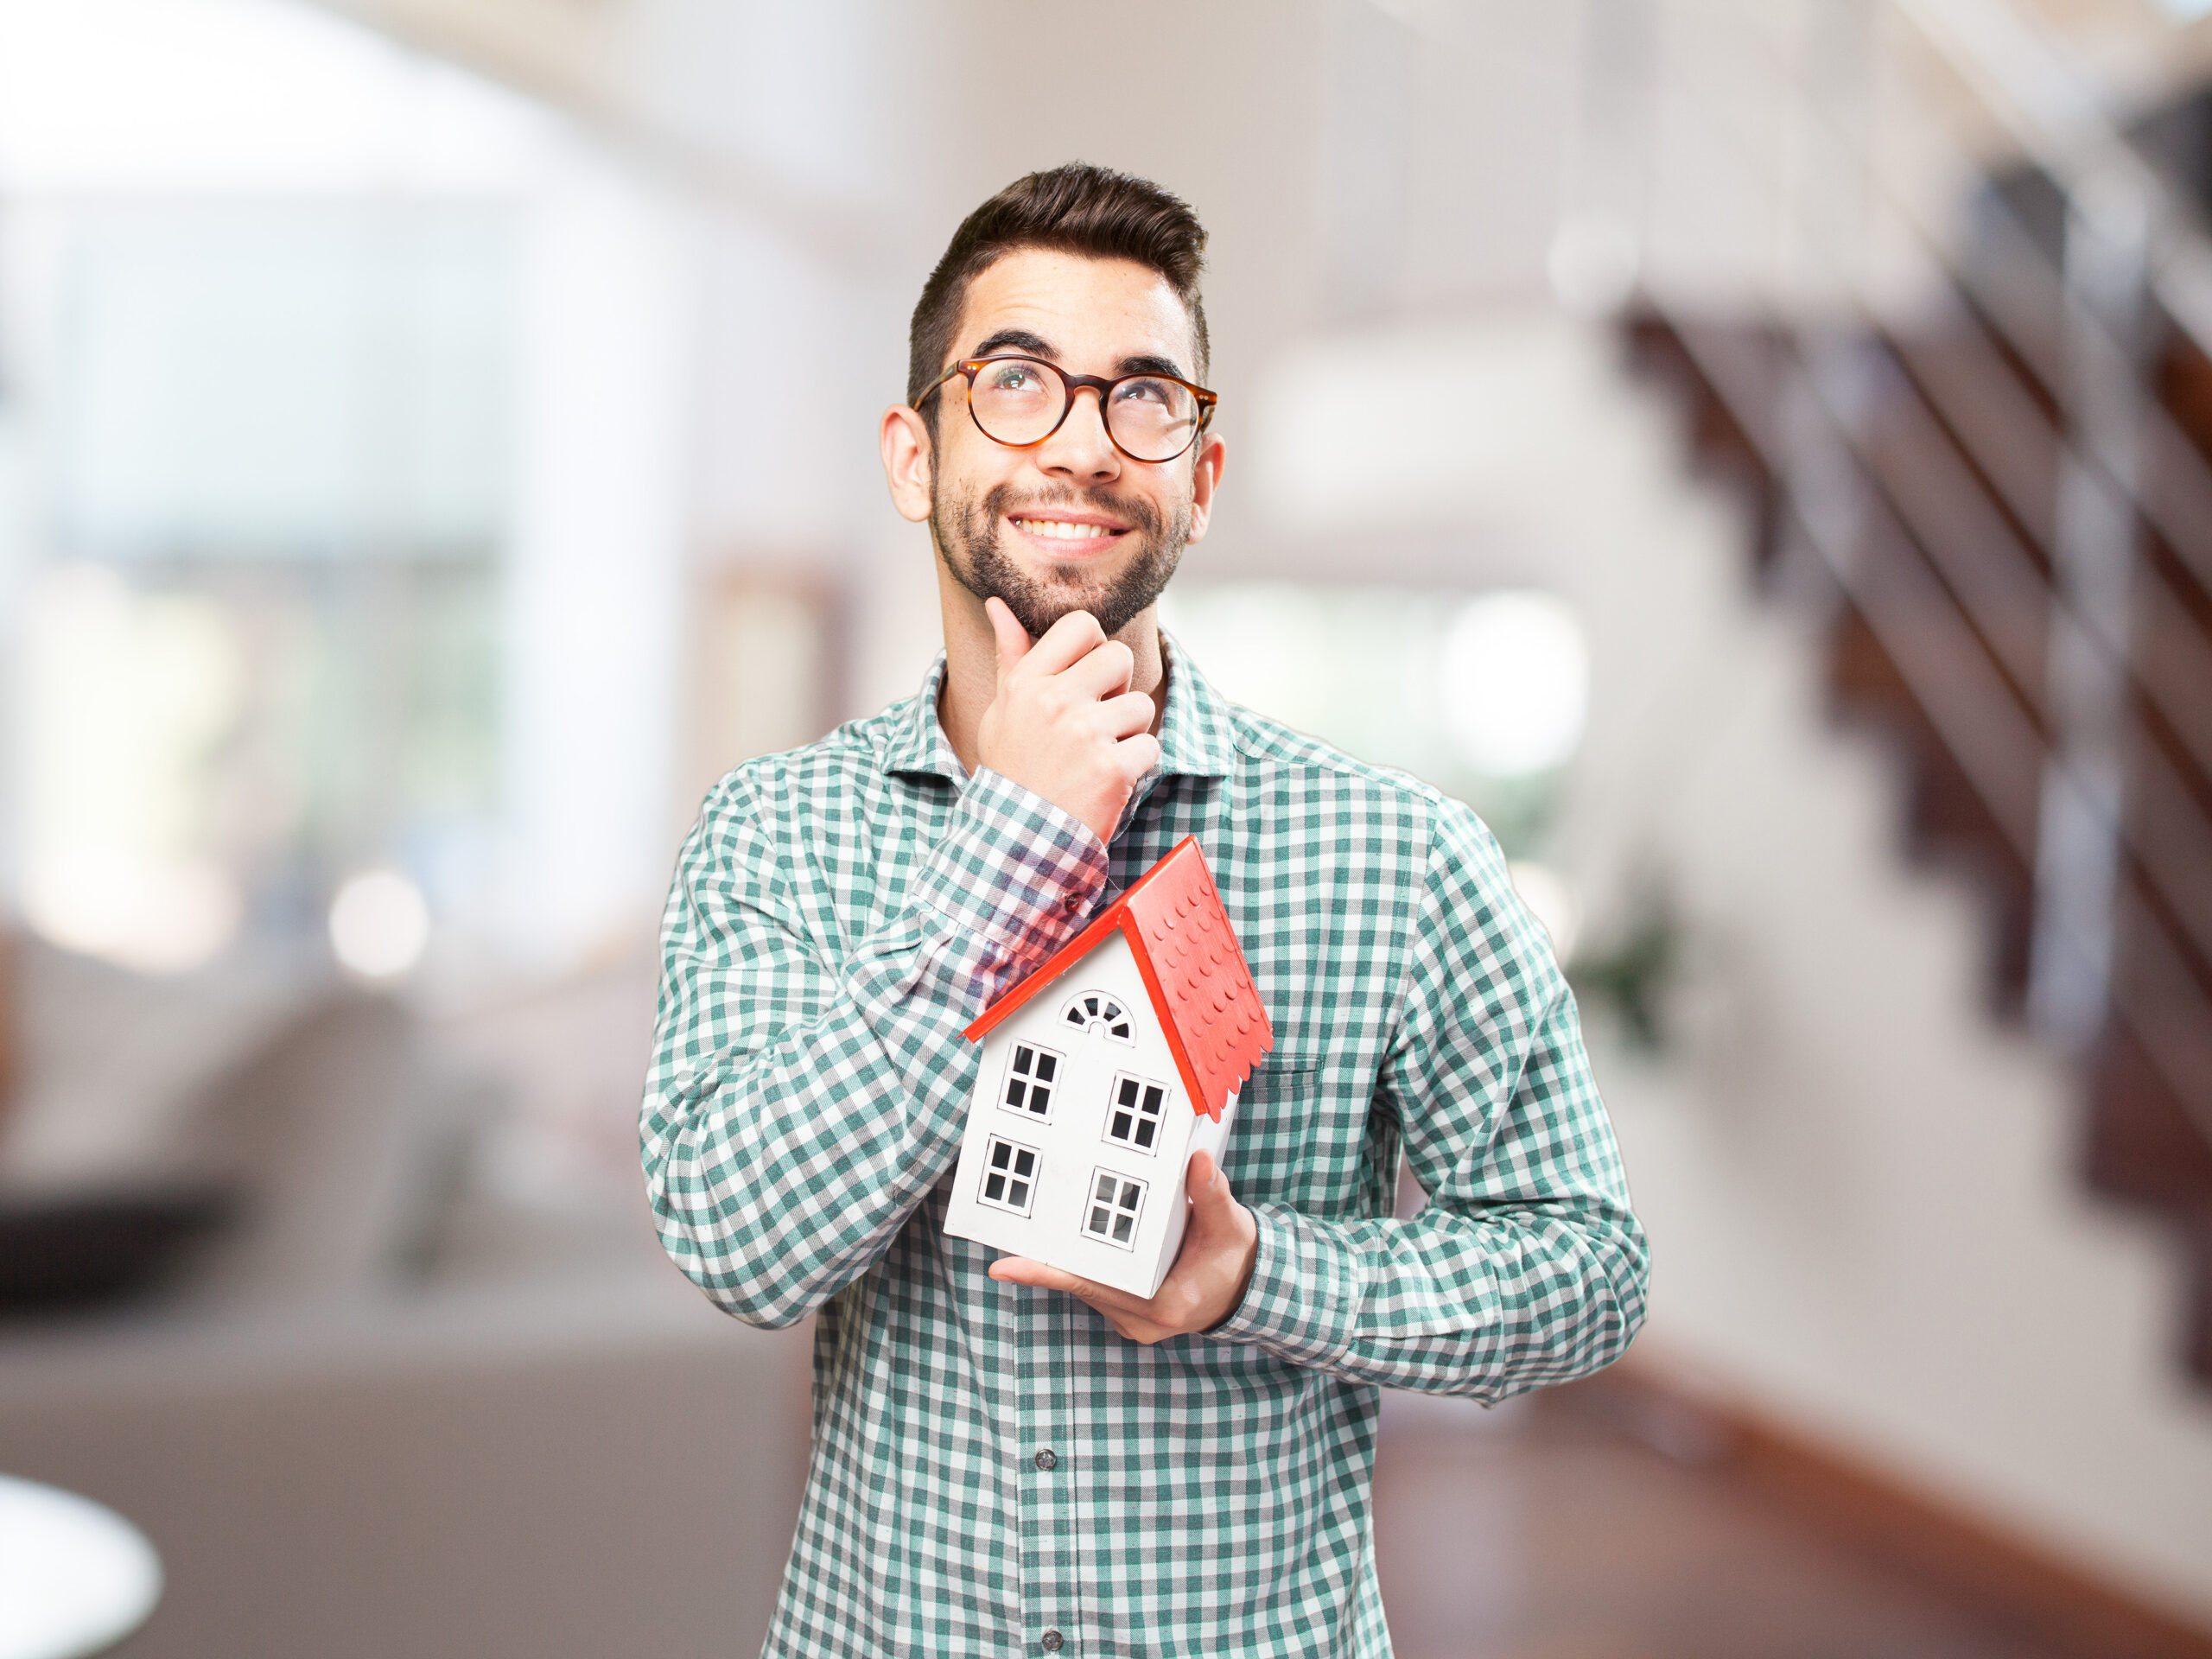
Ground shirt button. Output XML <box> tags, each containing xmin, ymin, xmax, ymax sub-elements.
<box><xmin>1062</xmin><ymin>890</ymin><xmax>1083</xmax><ymax>912</ymax></box>
<box><xmin>1033</xmin><ymin>1448</ymin><xmax>1057</xmax><ymax>1471</ymax></box>
<box><xmin>1041</xmin><ymin>1633</ymin><xmax>1064</xmax><ymax>1654</ymax></box>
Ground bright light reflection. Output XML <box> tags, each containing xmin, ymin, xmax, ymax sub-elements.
<box><xmin>0</xmin><ymin>0</ymin><xmax>553</xmax><ymax>194</ymax></box>
<box><xmin>19</xmin><ymin>565</ymin><xmax>246</xmax><ymax>973</ymax></box>
<box><xmin>1437</xmin><ymin>591</ymin><xmax>1589</xmax><ymax>775</ymax></box>
<box><xmin>328</xmin><ymin>869</ymin><xmax>431</xmax><ymax>979</ymax></box>
<box><xmin>1508</xmin><ymin>861</ymin><xmax>1581</xmax><ymax>966</ymax></box>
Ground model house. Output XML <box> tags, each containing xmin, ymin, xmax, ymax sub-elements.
<box><xmin>944</xmin><ymin>837</ymin><xmax>1274</xmax><ymax>1298</ymax></box>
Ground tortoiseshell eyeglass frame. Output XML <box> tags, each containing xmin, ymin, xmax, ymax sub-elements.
<box><xmin>918</xmin><ymin>355</ymin><xmax>1219</xmax><ymax>464</ymax></box>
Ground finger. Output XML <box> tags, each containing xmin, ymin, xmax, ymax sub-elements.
<box><xmin>984</xmin><ymin>598</ymin><xmax>1033</xmax><ymax>683</ymax></box>
<box><xmin>987</xmin><ymin>1255</ymin><xmax>1068</xmax><ymax>1289</ymax></box>
<box><xmin>1096</xmin><ymin>690</ymin><xmax>1156</xmax><ymax>741</ymax></box>
<box><xmin>989</xmin><ymin>1258</ymin><xmax>1107</xmax><ymax>1300</ymax></box>
<box><xmin>1060</xmin><ymin>638</ymin><xmax>1136</xmax><ymax>701</ymax></box>
<box><xmin>1019</xmin><ymin>609</ymin><xmax>1109</xmax><ymax>676</ymax></box>
<box><xmin>989</xmin><ymin>1258</ymin><xmax>1147</xmax><ymax>1316</ymax></box>
<box><xmin>1114</xmin><ymin>731</ymin><xmax>1162</xmax><ymax>783</ymax></box>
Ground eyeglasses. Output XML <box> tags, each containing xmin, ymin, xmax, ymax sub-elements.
<box><xmin>918</xmin><ymin>356</ymin><xmax>1218</xmax><ymax>464</ymax></box>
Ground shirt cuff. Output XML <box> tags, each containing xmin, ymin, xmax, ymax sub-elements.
<box><xmin>1208</xmin><ymin>1203</ymin><xmax>1358</xmax><ymax>1368</ymax></box>
<box><xmin>907</xmin><ymin>766</ymin><xmax>1110</xmax><ymax>995</ymax></box>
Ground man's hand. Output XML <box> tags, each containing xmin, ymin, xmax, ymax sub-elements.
<box><xmin>987</xmin><ymin>1150</ymin><xmax>1258</xmax><ymax>1344</ymax></box>
<box><xmin>974</xmin><ymin>599</ymin><xmax>1160</xmax><ymax>846</ymax></box>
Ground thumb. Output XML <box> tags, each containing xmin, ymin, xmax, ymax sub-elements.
<box><xmin>984</xmin><ymin>596</ymin><xmax>1033</xmax><ymax>682</ymax></box>
<box><xmin>1186</xmin><ymin>1149</ymin><xmax>1232</xmax><ymax>1224</ymax></box>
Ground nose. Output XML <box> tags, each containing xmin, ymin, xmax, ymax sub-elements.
<box><xmin>1034</xmin><ymin>385</ymin><xmax>1121</xmax><ymax>482</ymax></box>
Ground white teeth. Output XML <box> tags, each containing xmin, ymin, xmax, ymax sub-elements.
<box><xmin>1014</xmin><ymin>518</ymin><xmax>1117</xmax><ymax>540</ymax></box>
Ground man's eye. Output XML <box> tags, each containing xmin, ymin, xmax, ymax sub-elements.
<box><xmin>1114</xmin><ymin>378</ymin><xmax>1172</xmax><ymax>405</ymax></box>
<box><xmin>987</xmin><ymin>365</ymin><xmax>1041</xmax><ymax>391</ymax></box>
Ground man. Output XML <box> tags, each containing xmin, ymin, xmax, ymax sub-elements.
<box><xmin>643</xmin><ymin>163</ymin><xmax>1647</xmax><ymax>1658</ymax></box>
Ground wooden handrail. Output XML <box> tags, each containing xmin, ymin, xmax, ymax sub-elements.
<box><xmin>1657</xmin><ymin>318</ymin><xmax>2212</xmax><ymax>1147</ymax></box>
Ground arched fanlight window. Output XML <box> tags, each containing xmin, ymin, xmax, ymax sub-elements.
<box><xmin>1061</xmin><ymin>990</ymin><xmax>1133</xmax><ymax>1042</ymax></box>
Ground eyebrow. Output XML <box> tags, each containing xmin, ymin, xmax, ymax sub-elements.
<box><xmin>969</xmin><ymin>327</ymin><xmax>1058</xmax><ymax>361</ymax></box>
<box><xmin>963</xmin><ymin>329</ymin><xmax>1192</xmax><ymax>385</ymax></box>
<box><xmin>1115</xmin><ymin>353</ymin><xmax>1189</xmax><ymax>381</ymax></box>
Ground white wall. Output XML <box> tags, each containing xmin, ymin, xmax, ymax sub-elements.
<box><xmin>1465</xmin><ymin>315</ymin><xmax>2212</xmax><ymax>1630</ymax></box>
<box><xmin>498</xmin><ymin>138</ymin><xmax>696</xmax><ymax>969</ymax></box>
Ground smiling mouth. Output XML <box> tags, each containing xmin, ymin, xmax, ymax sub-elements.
<box><xmin>1007</xmin><ymin>515</ymin><xmax>1128</xmax><ymax>543</ymax></box>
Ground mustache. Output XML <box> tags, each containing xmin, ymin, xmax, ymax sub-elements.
<box><xmin>981</xmin><ymin>482</ymin><xmax>1162</xmax><ymax>537</ymax></box>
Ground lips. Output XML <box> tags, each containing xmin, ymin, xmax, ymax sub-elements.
<box><xmin>1005</xmin><ymin>511</ymin><xmax>1133</xmax><ymax>555</ymax></box>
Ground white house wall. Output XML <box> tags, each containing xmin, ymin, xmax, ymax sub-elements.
<box><xmin>944</xmin><ymin>930</ymin><xmax>1210</xmax><ymax>1299</ymax></box>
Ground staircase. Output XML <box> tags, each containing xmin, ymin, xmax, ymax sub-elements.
<box><xmin>1621</xmin><ymin>58</ymin><xmax>2212</xmax><ymax>1382</ymax></box>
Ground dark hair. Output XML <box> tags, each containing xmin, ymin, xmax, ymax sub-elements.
<box><xmin>906</xmin><ymin>163</ymin><xmax>1210</xmax><ymax>419</ymax></box>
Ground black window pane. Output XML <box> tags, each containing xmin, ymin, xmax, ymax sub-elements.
<box><xmin>1007</xmin><ymin>1180</ymin><xmax>1029</xmax><ymax>1208</ymax></box>
<box><xmin>1110</xmin><ymin>1111</ymin><xmax>1131</xmax><ymax>1139</ymax></box>
<box><xmin>990</xmin><ymin>1142</ymin><xmax>1011</xmax><ymax>1169</ymax></box>
<box><xmin>1035</xmin><ymin>1055</ymin><xmax>1057</xmax><ymax>1082</ymax></box>
<box><xmin>1014</xmin><ymin>1149</ymin><xmax>1036</xmax><ymax>1176</ymax></box>
<box><xmin>1117</xmin><ymin>1078</ymin><xmax>1137</xmax><ymax>1106</ymax></box>
<box><xmin>985</xmin><ymin>1173</ymin><xmax>1005</xmax><ymax>1201</ymax></box>
<box><xmin>1089</xmin><ymin>1206</ymin><xmax>1110</xmax><ymax>1234</ymax></box>
<box><xmin>1142</xmin><ymin>1086</ymin><xmax>1165</xmax><ymax>1116</ymax></box>
<box><xmin>1005</xmin><ymin>1081</ymin><xmax>1027</xmax><ymax>1109</ymax></box>
<box><xmin>1013</xmin><ymin>1046</ymin><xmax>1033</xmax><ymax>1075</ymax></box>
<box><xmin>1113</xmin><ymin>1214</ymin><xmax>1134</xmax><ymax>1243</ymax></box>
<box><xmin>1029</xmin><ymin>1086</ymin><xmax>1051</xmax><ymax>1116</ymax></box>
<box><xmin>1119</xmin><ymin>1181</ymin><xmax>1141</xmax><ymax>1208</ymax></box>
<box><xmin>1135</xmin><ymin>1120</ymin><xmax>1155</xmax><ymax>1148</ymax></box>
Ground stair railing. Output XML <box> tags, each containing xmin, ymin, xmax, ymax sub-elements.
<box><xmin>1615</xmin><ymin>0</ymin><xmax>2212</xmax><ymax>1144</ymax></box>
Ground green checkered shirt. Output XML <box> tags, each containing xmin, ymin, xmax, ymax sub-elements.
<box><xmin>643</xmin><ymin>637</ymin><xmax>1647</xmax><ymax>1658</ymax></box>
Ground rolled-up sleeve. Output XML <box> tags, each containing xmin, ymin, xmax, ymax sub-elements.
<box><xmin>640</xmin><ymin>766</ymin><xmax>1107</xmax><ymax>1327</ymax></box>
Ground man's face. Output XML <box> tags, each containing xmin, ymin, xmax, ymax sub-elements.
<box><xmin>925</xmin><ymin>248</ymin><xmax>1217</xmax><ymax>640</ymax></box>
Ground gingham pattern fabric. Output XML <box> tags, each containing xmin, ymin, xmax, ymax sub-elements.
<box><xmin>643</xmin><ymin>636</ymin><xmax>1648</xmax><ymax>1659</ymax></box>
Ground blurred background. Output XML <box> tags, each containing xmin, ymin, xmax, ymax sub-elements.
<box><xmin>0</xmin><ymin>0</ymin><xmax>2208</xmax><ymax>1654</ymax></box>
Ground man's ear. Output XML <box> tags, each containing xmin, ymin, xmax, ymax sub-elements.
<box><xmin>1183</xmin><ymin>429</ymin><xmax>1226</xmax><ymax>547</ymax></box>
<box><xmin>881</xmin><ymin>404</ymin><xmax>935</xmax><ymax>524</ymax></box>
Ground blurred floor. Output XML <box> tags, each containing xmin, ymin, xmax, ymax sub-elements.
<box><xmin>1375</xmin><ymin>1391</ymin><xmax>2073</xmax><ymax>1659</ymax></box>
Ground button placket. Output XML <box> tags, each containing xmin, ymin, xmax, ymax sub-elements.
<box><xmin>1013</xmin><ymin>1292</ymin><xmax>1085</xmax><ymax>1657</ymax></box>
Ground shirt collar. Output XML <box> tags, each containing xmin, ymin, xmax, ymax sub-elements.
<box><xmin>883</xmin><ymin>626</ymin><xmax>1239</xmax><ymax>785</ymax></box>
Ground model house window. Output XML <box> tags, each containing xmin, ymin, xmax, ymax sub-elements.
<box><xmin>979</xmin><ymin>1135</ymin><xmax>1041</xmax><ymax>1217</ymax></box>
<box><xmin>1061</xmin><ymin>991</ymin><xmax>1133</xmax><ymax>1042</ymax></box>
<box><xmin>1001</xmin><ymin>1042</ymin><xmax>1063</xmax><ymax>1120</ymax></box>
<box><xmin>1103</xmin><ymin>1072</ymin><xmax>1169</xmax><ymax>1153</ymax></box>
<box><xmin>1083</xmin><ymin>1169</ymin><xmax>1147</xmax><ymax>1249</ymax></box>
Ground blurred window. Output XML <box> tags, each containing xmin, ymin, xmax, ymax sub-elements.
<box><xmin>13</xmin><ymin>207</ymin><xmax>513</xmax><ymax>972</ymax></box>
<box><xmin>0</xmin><ymin>1</ymin><xmax>534</xmax><ymax>977</ymax></box>
<box><xmin>1160</xmin><ymin>582</ymin><xmax>1589</xmax><ymax>858</ymax></box>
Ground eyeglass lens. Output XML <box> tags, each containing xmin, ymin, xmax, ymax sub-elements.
<box><xmin>967</xmin><ymin>359</ymin><xmax>1201</xmax><ymax>462</ymax></box>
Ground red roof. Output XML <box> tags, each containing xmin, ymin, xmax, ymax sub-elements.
<box><xmin>964</xmin><ymin>836</ymin><xmax>1273</xmax><ymax>1122</ymax></box>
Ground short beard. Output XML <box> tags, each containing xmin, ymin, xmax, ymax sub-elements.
<box><xmin>932</xmin><ymin>477</ymin><xmax>1191</xmax><ymax>641</ymax></box>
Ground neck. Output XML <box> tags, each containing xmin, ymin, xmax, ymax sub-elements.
<box><xmin>934</xmin><ymin>560</ymin><xmax>1167</xmax><ymax>776</ymax></box>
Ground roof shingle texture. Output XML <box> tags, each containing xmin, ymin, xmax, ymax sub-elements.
<box><xmin>965</xmin><ymin>836</ymin><xmax>1274</xmax><ymax>1120</ymax></box>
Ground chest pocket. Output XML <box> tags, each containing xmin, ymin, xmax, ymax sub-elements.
<box><xmin>1221</xmin><ymin>1045</ymin><xmax>1375</xmax><ymax>1217</ymax></box>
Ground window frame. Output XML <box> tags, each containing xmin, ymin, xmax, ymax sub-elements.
<box><xmin>999</xmin><ymin>1039</ymin><xmax>1065</xmax><ymax>1123</ymax></box>
<box><xmin>1081</xmin><ymin>1166</ymin><xmax>1149</xmax><ymax>1251</ymax></box>
<box><xmin>1060</xmin><ymin>989</ymin><xmax>1134</xmax><ymax>1044</ymax></box>
<box><xmin>978</xmin><ymin>1134</ymin><xmax>1043</xmax><ymax>1218</ymax></box>
<box><xmin>1101</xmin><ymin>1070</ymin><xmax>1172</xmax><ymax>1155</ymax></box>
